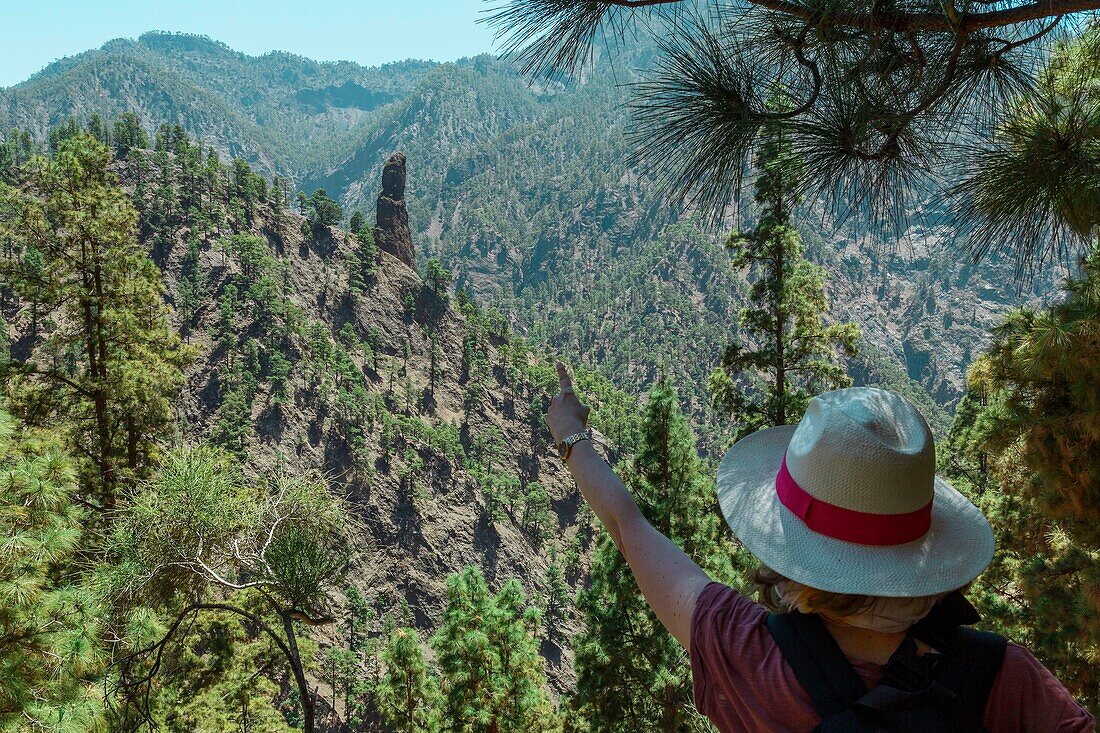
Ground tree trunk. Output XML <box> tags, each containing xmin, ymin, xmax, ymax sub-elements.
<box><xmin>80</xmin><ymin>241</ymin><xmax>114</xmax><ymax>504</ymax></box>
<box><xmin>127</xmin><ymin>415</ymin><xmax>139</xmax><ymax>471</ymax></box>
<box><xmin>774</xmin><ymin>227</ymin><xmax>787</xmax><ymax>427</ymax></box>
<box><xmin>662</xmin><ymin>682</ymin><xmax>678</xmax><ymax>732</ymax></box>
<box><xmin>774</xmin><ymin>164</ymin><xmax>789</xmax><ymax>428</ymax></box>
<box><xmin>281</xmin><ymin>610</ymin><xmax>316</xmax><ymax>733</ymax></box>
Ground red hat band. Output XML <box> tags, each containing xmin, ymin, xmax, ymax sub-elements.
<box><xmin>775</xmin><ymin>455</ymin><xmax>933</xmax><ymax>546</ymax></box>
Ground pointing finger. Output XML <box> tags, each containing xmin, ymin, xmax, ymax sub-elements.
<box><xmin>556</xmin><ymin>361</ymin><xmax>574</xmax><ymax>394</ymax></box>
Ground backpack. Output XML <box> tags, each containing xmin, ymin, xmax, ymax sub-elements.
<box><xmin>765</xmin><ymin>592</ymin><xmax>1007</xmax><ymax>732</ymax></box>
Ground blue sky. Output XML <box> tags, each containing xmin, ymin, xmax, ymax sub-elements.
<box><xmin>0</xmin><ymin>0</ymin><xmax>502</xmax><ymax>88</ymax></box>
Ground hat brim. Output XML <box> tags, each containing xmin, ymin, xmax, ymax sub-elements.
<box><xmin>717</xmin><ymin>425</ymin><xmax>995</xmax><ymax>597</ymax></box>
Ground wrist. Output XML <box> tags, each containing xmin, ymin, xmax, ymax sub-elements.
<box><xmin>564</xmin><ymin>436</ymin><xmax>595</xmax><ymax>465</ymax></box>
<box><xmin>556</xmin><ymin>428</ymin><xmax>591</xmax><ymax>461</ymax></box>
<box><xmin>552</xmin><ymin>421</ymin><xmax>586</xmax><ymax>444</ymax></box>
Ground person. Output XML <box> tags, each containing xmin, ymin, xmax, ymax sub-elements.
<box><xmin>546</xmin><ymin>362</ymin><xmax>1095</xmax><ymax>732</ymax></box>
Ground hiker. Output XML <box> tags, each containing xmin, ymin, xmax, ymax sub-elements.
<box><xmin>547</xmin><ymin>362</ymin><xmax>1095</xmax><ymax>732</ymax></box>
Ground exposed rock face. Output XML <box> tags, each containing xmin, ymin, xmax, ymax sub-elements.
<box><xmin>374</xmin><ymin>152</ymin><xmax>415</xmax><ymax>268</ymax></box>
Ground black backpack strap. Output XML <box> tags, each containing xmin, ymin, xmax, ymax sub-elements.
<box><xmin>857</xmin><ymin>620</ymin><xmax>1007</xmax><ymax>731</ymax></box>
<box><xmin>766</xmin><ymin>612</ymin><xmax>869</xmax><ymax>723</ymax></box>
<box><xmin>933</xmin><ymin>627</ymin><xmax>1008</xmax><ymax>730</ymax></box>
<box><xmin>768</xmin><ymin>606</ymin><xmax>1007</xmax><ymax>733</ymax></box>
<box><xmin>856</xmin><ymin>637</ymin><xmax>953</xmax><ymax>710</ymax></box>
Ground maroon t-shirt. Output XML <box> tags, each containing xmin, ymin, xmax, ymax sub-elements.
<box><xmin>690</xmin><ymin>583</ymin><xmax>1096</xmax><ymax>732</ymax></box>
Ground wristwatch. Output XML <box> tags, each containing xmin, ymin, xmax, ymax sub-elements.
<box><xmin>556</xmin><ymin>430</ymin><xmax>591</xmax><ymax>461</ymax></box>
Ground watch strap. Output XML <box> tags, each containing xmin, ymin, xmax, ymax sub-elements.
<box><xmin>557</xmin><ymin>430</ymin><xmax>591</xmax><ymax>460</ymax></box>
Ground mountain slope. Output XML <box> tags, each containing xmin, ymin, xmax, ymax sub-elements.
<box><xmin>2</xmin><ymin>31</ymin><xmax>1063</xmax><ymax>449</ymax></box>
<box><xmin>306</xmin><ymin>45</ymin><xmax>1059</xmax><ymax>445</ymax></box>
<box><xmin>0</xmin><ymin>32</ymin><xmax>434</xmax><ymax>175</ymax></box>
<box><xmin>100</xmin><ymin>138</ymin><xmax>627</xmax><ymax>692</ymax></box>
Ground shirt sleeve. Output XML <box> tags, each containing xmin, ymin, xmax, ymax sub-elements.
<box><xmin>983</xmin><ymin>644</ymin><xmax>1096</xmax><ymax>733</ymax></box>
<box><xmin>689</xmin><ymin>581</ymin><xmax>770</xmax><ymax>716</ymax></box>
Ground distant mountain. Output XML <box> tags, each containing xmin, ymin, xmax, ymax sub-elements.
<box><xmin>0</xmin><ymin>31</ymin><xmax>434</xmax><ymax>176</ymax></box>
<box><xmin>0</xmin><ymin>31</ymin><xmax>1063</xmax><ymax>451</ymax></box>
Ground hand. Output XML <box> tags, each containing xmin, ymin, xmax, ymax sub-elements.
<box><xmin>547</xmin><ymin>361</ymin><xmax>591</xmax><ymax>444</ymax></box>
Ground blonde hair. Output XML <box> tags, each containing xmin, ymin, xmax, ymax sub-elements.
<box><xmin>751</xmin><ymin>564</ymin><xmax>969</xmax><ymax>618</ymax></box>
<box><xmin>751</xmin><ymin>564</ymin><xmax>877</xmax><ymax>618</ymax></box>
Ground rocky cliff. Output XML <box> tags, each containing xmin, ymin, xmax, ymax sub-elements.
<box><xmin>374</xmin><ymin>152</ymin><xmax>415</xmax><ymax>267</ymax></box>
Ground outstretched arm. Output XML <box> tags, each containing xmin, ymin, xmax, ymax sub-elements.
<box><xmin>547</xmin><ymin>362</ymin><xmax>712</xmax><ymax>649</ymax></box>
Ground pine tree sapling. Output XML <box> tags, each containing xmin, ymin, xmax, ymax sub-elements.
<box><xmin>379</xmin><ymin>627</ymin><xmax>440</xmax><ymax>733</ymax></box>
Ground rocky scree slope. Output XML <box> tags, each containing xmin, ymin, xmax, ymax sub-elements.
<box><xmin>117</xmin><ymin>145</ymin><xmax>612</xmax><ymax>691</ymax></box>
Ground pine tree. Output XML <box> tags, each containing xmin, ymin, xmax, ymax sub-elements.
<box><xmin>432</xmin><ymin>566</ymin><xmax>558</xmax><ymax>733</ymax></box>
<box><xmin>304</xmin><ymin>188</ymin><xmax>343</xmax><ymax>239</ymax></box>
<box><xmin>491</xmin><ymin>582</ymin><xmax>558</xmax><ymax>732</ymax></box>
<box><xmin>86</xmin><ymin>114</ymin><xmax>109</xmax><ymax>146</ymax></box>
<box><xmin>0</xmin><ymin>406</ymin><xmax>103</xmax><ymax>731</ymax></box>
<box><xmin>707</xmin><ymin>117</ymin><xmax>859</xmax><ymax>439</ymax></box>
<box><xmin>348</xmin><ymin>224</ymin><xmax>378</xmax><ymax>293</ymax></box>
<box><xmin>341</xmin><ymin>584</ymin><xmax>380</xmax><ymax>728</ymax></box>
<box><xmin>0</xmin><ymin>128</ymin><xmax>38</xmax><ymax>181</ymax></box>
<box><xmin>48</xmin><ymin>116</ymin><xmax>81</xmax><ymax>154</ymax></box>
<box><xmin>378</xmin><ymin>627</ymin><xmax>440</xmax><ymax>733</ymax></box>
<box><xmin>319</xmin><ymin>645</ymin><xmax>359</xmax><ymax>723</ymax></box>
<box><xmin>177</xmin><ymin>236</ymin><xmax>207</xmax><ymax>339</ymax></box>
<box><xmin>349</xmin><ymin>210</ymin><xmax>367</xmax><ymax>235</ymax></box>
<box><xmin>522</xmin><ymin>481</ymin><xmax>553</xmax><ymax>542</ymax></box>
<box><xmin>542</xmin><ymin>552</ymin><xmax>570</xmax><ymax>642</ymax></box>
<box><xmin>946</xmin><ymin>251</ymin><xmax>1100</xmax><ymax>713</ymax></box>
<box><xmin>942</xmin><ymin>35</ymin><xmax>1100</xmax><ymax>710</ymax></box>
<box><xmin>573</xmin><ymin>380</ymin><xmax>749</xmax><ymax>732</ymax></box>
<box><xmin>0</xmin><ymin>134</ymin><xmax>189</xmax><ymax>505</ymax></box>
<box><xmin>426</xmin><ymin>258</ymin><xmax>454</xmax><ymax>300</ymax></box>
<box><xmin>433</xmin><ymin>567</ymin><xmax>500</xmax><ymax>731</ymax></box>
<box><xmin>110</xmin><ymin>446</ymin><xmax>361</xmax><ymax>732</ymax></box>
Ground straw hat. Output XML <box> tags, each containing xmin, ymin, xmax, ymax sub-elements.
<box><xmin>717</xmin><ymin>387</ymin><xmax>994</xmax><ymax>597</ymax></box>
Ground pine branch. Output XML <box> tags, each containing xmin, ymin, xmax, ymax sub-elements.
<box><xmin>489</xmin><ymin>0</ymin><xmax>1099</xmax><ymax>41</ymax></box>
<box><xmin>486</xmin><ymin>0</ymin><xmax>1083</xmax><ymax>255</ymax></box>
